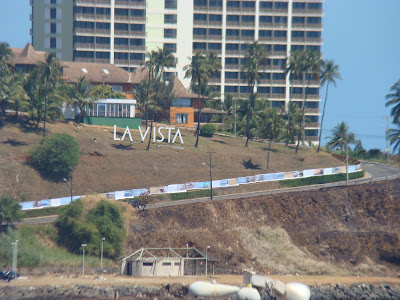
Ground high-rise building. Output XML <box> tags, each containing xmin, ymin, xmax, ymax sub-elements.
<box><xmin>31</xmin><ymin>0</ymin><xmax>323</xmax><ymax>141</ymax></box>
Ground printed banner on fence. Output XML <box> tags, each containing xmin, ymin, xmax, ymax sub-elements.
<box><xmin>323</xmin><ymin>168</ymin><xmax>333</xmax><ymax>175</ymax></box>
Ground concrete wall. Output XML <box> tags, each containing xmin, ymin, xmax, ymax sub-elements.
<box><xmin>170</xmin><ymin>107</ymin><xmax>194</xmax><ymax>128</ymax></box>
<box><xmin>122</xmin><ymin>259</ymin><xmax>185</xmax><ymax>277</ymax></box>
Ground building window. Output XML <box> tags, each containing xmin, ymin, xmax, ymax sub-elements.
<box><xmin>275</xmin><ymin>2</ymin><xmax>288</xmax><ymax>9</ymax></box>
<box><xmin>209</xmin><ymin>28</ymin><xmax>222</xmax><ymax>36</ymax></box>
<box><xmin>74</xmin><ymin>21</ymin><xmax>94</xmax><ymax>29</ymax></box>
<box><xmin>274</xmin><ymin>16</ymin><xmax>287</xmax><ymax>24</ymax></box>
<box><xmin>225</xmin><ymin>57</ymin><xmax>238</xmax><ymax>65</ymax></box>
<box><xmin>225</xmin><ymin>72</ymin><xmax>238</xmax><ymax>79</ymax></box>
<box><xmin>164</xmin><ymin>29</ymin><xmax>177</xmax><ymax>38</ymax></box>
<box><xmin>130</xmin><ymin>53</ymin><xmax>145</xmax><ymax>61</ymax></box>
<box><xmin>74</xmin><ymin>36</ymin><xmax>94</xmax><ymax>43</ymax></box>
<box><xmin>131</xmin><ymin>24</ymin><xmax>145</xmax><ymax>31</ymax></box>
<box><xmin>96</xmin><ymin>37</ymin><xmax>110</xmax><ymax>44</ymax></box>
<box><xmin>274</xmin><ymin>30</ymin><xmax>287</xmax><ymax>38</ymax></box>
<box><xmin>273</xmin><ymin>59</ymin><xmax>286</xmax><ymax>67</ymax></box>
<box><xmin>259</xmin><ymin>30</ymin><xmax>272</xmax><ymax>37</ymax></box>
<box><xmin>227</xmin><ymin>1</ymin><xmax>240</xmax><ymax>8</ymax></box>
<box><xmin>293</xmin><ymin>2</ymin><xmax>306</xmax><ymax>9</ymax></box>
<box><xmin>96</xmin><ymin>22</ymin><xmax>110</xmax><ymax>30</ymax></box>
<box><xmin>306</xmin><ymin>45</ymin><xmax>321</xmax><ymax>52</ymax></box>
<box><xmin>115</xmin><ymin>8</ymin><xmax>129</xmax><ymax>16</ymax></box>
<box><xmin>259</xmin><ymin>16</ymin><xmax>272</xmax><ymax>23</ymax></box>
<box><xmin>115</xmin><ymin>23</ymin><xmax>129</xmax><ymax>31</ymax></box>
<box><xmin>96</xmin><ymin>7</ymin><xmax>110</xmax><ymax>15</ymax></box>
<box><xmin>143</xmin><ymin>262</ymin><xmax>153</xmax><ymax>266</ymax></box>
<box><xmin>307</xmin><ymin>3</ymin><xmax>322</xmax><ymax>10</ymax></box>
<box><xmin>50</xmin><ymin>23</ymin><xmax>57</xmax><ymax>34</ymax></box>
<box><xmin>165</xmin><ymin>0</ymin><xmax>177</xmax><ymax>9</ymax></box>
<box><xmin>51</xmin><ymin>0</ymin><xmax>57</xmax><ymax>4</ymax></box>
<box><xmin>193</xmin><ymin>42</ymin><xmax>206</xmax><ymax>50</ymax></box>
<box><xmin>209</xmin><ymin>14</ymin><xmax>222</xmax><ymax>22</ymax></box>
<box><xmin>96</xmin><ymin>52</ymin><xmax>110</xmax><ymax>59</ymax></box>
<box><xmin>240</xmin><ymin>86</ymin><xmax>251</xmax><ymax>94</ymax></box>
<box><xmin>50</xmin><ymin>37</ymin><xmax>57</xmax><ymax>49</ymax></box>
<box><xmin>112</xmin><ymin>85</ymin><xmax>124</xmax><ymax>92</ymax></box>
<box><xmin>194</xmin><ymin>14</ymin><xmax>207</xmax><ymax>21</ymax></box>
<box><xmin>292</xmin><ymin>87</ymin><xmax>303</xmax><ymax>94</ymax></box>
<box><xmin>226</xmin><ymin>43</ymin><xmax>239</xmax><ymax>51</ymax></box>
<box><xmin>225</xmin><ymin>86</ymin><xmax>238</xmax><ymax>93</ymax></box>
<box><xmin>307</xmin><ymin>31</ymin><xmax>321</xmax><ymax>38</ymax></box>
<box><xmin>193</xmin><ymin>28</ymin><xmax>206</xmax><ymax>35</ymax></box>
<box><xmin>260</xmin><ymin>1</ymin><xmax>273</xmax><ymax>9</ymax></box>
<box><xmin>305</xmin><ymin>129</ymin><xmax>319</xmax><ymax>137</ymax></box>
<box><xmin>305</xmin><ymin>88</ymin><xmax>319</xmax><ymax>95</ymax></box>
<box><xmin>227</xmin><ymin>15</ymin><xmax>239</xmax><ymax>22</ymax></box>
<box><xmin>258</xmin><ymin>87</ymin><xmax>270</xmax><ymax>94</ymax></box>
<box><xmin>209</xmin><ymin>0</ymin><xmax>222</xmax><ymax>7</ymax></box>
<box><xmin>273</xmin><ymin>44</ymin><xmax>286</xmax><ymax>52</ymax></box>
<box><xmin>272</xmin><ymin>87</ymin><xmax>285</xmax><ymax>94</ymax></box>
<box><xmin>131</xmin><ymin>39</ymin><xmax>145</xmax><ymax>46</ymax></box>
<box><xmin>115</xmin><ymin>52</ymin><xmax>128</xmax><ymax>60</ymax></box>
<box><xmin>292</xmin><ymin>17</ymin><xmax>305</xmax><ymax>24</ymax></box>
<box><xmin>291</xmin><ymin>45</ymin><xmax>304</xmax><ymax>51</ymax></box>
<box><xmin>241</xmin><ymin>15</ymin><xmax>255</xmax><ymax>23</ymax></box>
<box><xmin>307</xmin><ymin>17</ymin><xmax>322</xmax><ymax>24</ymax></box>
<box><xmin>242</xmin><ymin>1</ymin><xmax>255</xmax><ymax>8</ymax></box>
<box><xmin>208</xmin><ymin>43</ymin><xmax>221</xmax><ymax>50</ymax></box>
<box><xmin>50</xmin><ymin>8</ymin><xmax>57</xmax><ymax>19</ymax></box>
<box><xmin>164</xmin><ymin>43</ymin><xmax>177</xmax><ymax>53</ymax></box>
<box><xmin>241</xmin><ymin>30</ymin><xmax>254</xmax><ymax>37</ymax></box>
<box><xmin>272</xmin><ymin>101</ymin><xmax>285</xmax><ymax>108</ymax></box>
<box><xmin>131</xmin><ymin>9</ymin><xmax>145</xmax><ymax>17</ymax></box>
<box><xmin>115</xmin><ymin>38</ymin><xmax>129</xmax><ymax>45</ymax></box>
<box><xmin>272</xmin><ymin>73</ymin><xmax>285</xmax><ymax>80</ymax></box>
<box><xmin>226</xmin><ymin>29</ymin><xmax>239</xmax><ymax>36</ymax></box>
<box><xmin>176</xmin><ymin>114</ymin><xmax>188</xmax><ymax>124</ymax></box>
<box><xmin>292</xmin><ymin>31</ymin><xmax>305</xmax><ymax>38</ymax></box>
<box><xmin>194</xmin><ymin>0</ymin><xmax>207</xmax><ymax>6</ymax></box>
<box><xmin>165</xmin><ymin>14</ymin><xmax>177</xmax><ymax>24</ymax></box>
<box><xmin>162</xmin><ymin>262</ymin><xmax>172</xmax><ymax>266</ymax></box>
<box><xmin>74</xmin><ymin>51</ymin><xmax>94</xmax><ymax>59</ymax></box>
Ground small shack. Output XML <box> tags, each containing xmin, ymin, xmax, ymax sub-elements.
<box><xmin>120</xmin><ymin>247</ymin><xmax>218</xmax><ymax>277</ymax></box>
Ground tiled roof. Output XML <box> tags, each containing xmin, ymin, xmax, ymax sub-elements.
<box><xmin>172</xmin><ymin>77</ymin><xmax>200</xmax><ymax>99</ymax></box>
<box><xmin>10</xmin><ymin>43</ymin><xmax>46</xmax><ymax>65</ymax></box>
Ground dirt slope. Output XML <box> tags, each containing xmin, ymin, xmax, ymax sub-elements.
<box><xmin>126</xmin><ymin>179</ymin><xmax>400</xmax><ymax>276</ymax></box>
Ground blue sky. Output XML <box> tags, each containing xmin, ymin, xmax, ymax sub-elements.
<box><xmin>0</xmin><ymin>0</ymin><xmax>399</xmax><ymax>151</ymax></box>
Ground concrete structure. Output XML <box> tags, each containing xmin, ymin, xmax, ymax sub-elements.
<box><xmin>120</xmin><ymin>247</ymin><xmax>218</xmax><ymax>277</ymax></box>
<box><xmin>31</xmin><ymin>0</ymin><xmax>323</xmax><ymax>141</ymax></box>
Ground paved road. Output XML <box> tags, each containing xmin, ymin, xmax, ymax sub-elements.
<box><xmin>18</xmin><ymin>162</ymin><xmax>400</xmax><ymax>224</ymax></box>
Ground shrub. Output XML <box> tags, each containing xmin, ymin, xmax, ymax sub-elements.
<box><xmin>29</xmin><ymin>133</ymin><xmax>80</xmax><ymax>181</ymax></box>
<box><xmin>279</xmin><ymin>170</ymin><xmax>365</xmax><ymax>187</ymax></box>
<box><xmin>0</xmin><ymin>196</ymin><xmax>22</xmax><ymax>228</ymax></box>
<box><xmin>55</xmin><ymin>199</ymin><xmax>125</xmax><ymax>259</ymax></box>
<box><xmin>200</xmin><ymin>123</ymin><xmax>216</xmax><ymax>137</ymax></box>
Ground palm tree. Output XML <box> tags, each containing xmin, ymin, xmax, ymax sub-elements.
<box><xmin>327</xmin><ymin>122</ymin><xmax>355</xmax><ymax>154</ymax></box>
<box><xmin>0</xmin><ymin>42</ymin><xmax>14</xmax><ymax>125</ymax></box>
<box><xmin>385</xmin><ymin>80</ymin><xmax>400</xmax><ymax>123</ymax></box>
<box><xmin>24</xmin><ymin>68</ymin><xmax>46</xmax><ymax>127</ymax></box>
<box><xmin>257</xmin><ymin>107</ymin><xmax>284</xmax><ymax>168</ymax></box>
<box><xmin>317</xmin><ymin>59</ymin><xmax>341</xmax><ymax>152</ymax></box>
<box><xmin>242</xmin><ymin>41</ymin><xmax>267</xmax><ymax>147</ymax></box>
<box><xmin>38</xmin><ymin>52</ymin><xmax>61</xmax><ymax>137</ymax></box>
<box><xmin>285</xmin><ymin>50</ymin><xmax>306</xmax><ymax>146</ymax></box>
<box><xmin>283</xmin><ymin>102</ymin><xmax>302</xmax><ymax>145</ymax></box>
<box><xmin>296</xmin><ymin>50</ymin><xmax>321</xmax><ymax>153</ymax></box>
<box><xmin>184</xmin><ymin>52</ymin><xmax>208</xmax><ymax>148</ymax></box>
<box><xmin>66</xmin><ymin>77</ymin><xmax>94</xmax><ymax>122</ymax></box>
<box><xmin>146</xmin><ymin>47</ymin><xmax>175</xmax><ymax>150</ymax></box>
<box><xmin>388</xmin><ymin>122</ymin><xmax>400</xmax><ymax>155</ymax></box>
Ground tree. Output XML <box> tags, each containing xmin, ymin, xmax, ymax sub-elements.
<box><xmin>283</xmin><ymin>102</ymin><xmax>302</xmax><ymax>145</ymax></box>
<box><xmin>146</xmin><ymin>47</ymin><xmax>175</xmax><ymax>150</ymax></box>
<box><xmin>0</xmin><ymin>196</ymin><xmax>21</xmax><ymax>228</ymax></box>
<box><xmin>38</xmin><ymin>53</ymin><xmax>61</xmax><ymax>137</ymax></box>
<box><xmin>285</xmin><ymin>50</ymin><xmax>306</xmax><ymax>146</ymax></box>
<box><xmin>317</xmin><ymin>59</ymin><xmax>341</xmax><ymax>152</ymax></box>
<box><xmin>257</xmin><ymin>108</ymin><xmax>284</xmax><ymax>168</ymax></box>
<box><xmin>65</xmin><ymin>77</ymin><xmax>94</xmax><ymax>122</ymax></box>
<box><xmin>24</xmin><ymin>68</ymin><xmax>46</xmax><ymax>127</ymax></box>
<box><xmin>388</xmin><ymin>122</ymin><xmax>400</xmax><ymax>155</ymax></box>
<box><xmin>0</xmin><ymin>42</ymin><xmax>14</xmax><ymax>125</ymax></box>
<box><xmin>29</xmin><ymin>133</ymin><xmax>80</xmax><ymax>181</ymax></box>
<box><xmin>327</xmin><ymin>122</ymin><xmax>355</xmax><ymax>154</ymax></box>
<box><xmin>385</xmin><ymin>80</ymin><xmax>400</xmax><ymax>123</ymax></box>
<box><xmin>90</xmin><ymin>84</ymin><xmax>126</xmax><ymax>100</ymax></box>
<box><xmin>297</xmin><ymin>50</ymin><xmax>321</xmax><ymax>153</ymax></box>
<box><xmin>242</xmin><ymin>41</ymin><xmax>267</xmax><ymax>147</ymax></box>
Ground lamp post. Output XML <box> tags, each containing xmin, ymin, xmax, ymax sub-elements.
<box><xmin>205</xmin><ymin>245</ymin><xmax>210</xmax><ymax>277</ymax></box>
<box><xmin>206</xmin><ymin>152</ymin><xmax>215</xmax><ymax>200</ymax></box>
<box><xmin>11</xmin><ymin>240</ymin><xmax>18</xmax><ymax>279</ymax></box>
<box><xmin>186</xmin><ymin>243</ymin><xmax>189</xmax><ymax>257</ymax></box>
<box><xmin>81</xmin><ymin>244</ymin><xmax>87</xmax><ymax>276</ymax></box>
<box><xmin>63</xmin><ymin>172</ymin><xmax>73</xmax><ymax>203</ymax></box>
<box><xmin>101</xmin><ymin>237</ymin><xmax>105</xmax><ymax>271</ymax></box>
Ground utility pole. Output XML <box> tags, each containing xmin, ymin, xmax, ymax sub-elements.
<box><xmin>234</xmin><ymin>99</ymin><xmax>237</xmax><ymax>136</ymax></box>
<box><xmin>207</xmin><ymin>152</ymin><xmax>215</xmax><ymax>200</ymax></box>
<box><xmin>11</xmin><ymin>240</ymin><xmax>18</xmax><ymax>279</ymax></box>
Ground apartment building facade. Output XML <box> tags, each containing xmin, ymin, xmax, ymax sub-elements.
<box><xmin>31</xmin><ymin>0</ymin><xmax>323</xmax><ymax>140</ymax></box>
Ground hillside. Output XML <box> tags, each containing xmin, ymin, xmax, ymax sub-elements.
<box><xmin>127</xmin><ymin>179</ymin><xmax>400</xmax><ymax>276</ymax></box>
<box><xmin>0</xmin><ymin>118</ymin><xmax>342</xmax><ymax>202</ymax></box>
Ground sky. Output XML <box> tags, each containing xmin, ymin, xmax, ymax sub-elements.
<box><xmin>0</xmin><ymin>0</ymin><xmax>399</xmax><ymax>151</ymax></box>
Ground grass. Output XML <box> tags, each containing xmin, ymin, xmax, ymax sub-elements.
<box><xmin>21</xmin><ymin>206</ymin><xmax>66</xmax><ymax>218</ymax></box>
<box><xmin>0</xmin><ymin>225</ymin><xmax>112</xmax><ymax>269</ymax></box>
<box><xmin>0</xmin><ymin>118</ymin><xmax>344</xmax><ymax>203</ymax></box>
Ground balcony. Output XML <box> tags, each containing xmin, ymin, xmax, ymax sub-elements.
<box><xmin>75</xmin><ymin>0</ymin><xmax>110</xmax><ymax>6</ymax></box>
<box><xmin>304</xmin><ymin>136</ymin><xmax>319</xmax><ymax>142</ymax></box>
<box><xmin>114</xmin><ymin>30</ymin><xmax>146</xmax><ymax>37</ymax></box>
<box><xmin>305</xmin><ymin>122</ymin><xmax>320</xmax><ymax>128</ymax></box>
<box><xmin>304</xmin><ymin>108</ymin><xmax>320</xmax><ymax>114</ymax></box>
<box><xmin>292</xmin><ymin>23</ymin><xmax>323</xmax><ymax>30</ymax></box>
<box><xmin>115</xmin><ymin>1</ymin><xmax>146</xmax><ymax>8</ymax></box>
<box><xmin>114</xmin><ymin>15</ymin><xmax>146</xmax><ymax>23</ymax></box>
<box><xmin>292</xmin><ymin>37</ymin><xmax>322</xmax><ymax>44</ymax></box>
<box><xmin>224</xmin><ymin>78</ymin><xmax>239</xmax><ymax>84</ymax></box>
<box><xmin>208</xmin><ymin>78</ymin><xmax>221</xmax><ymax>84</ymax></box>
<box><xmin>225</xmin><ymin>64</ymin><xmax>239</xmax><ymax>70</ymax></box>
<box><xmin>292</xmin><ymin>9</ymin><xmax>323</xmax><ymax>17</ymax></box>
<box><xmin>194</xmin><ymin>6</ymin><xmax>222</xmax><ymax>13</ymax></box>
<box><xmin>74</xmin><ymin>43</ymin><xmax>95</xmax><ymax>50</ymax></box>
<box><xmin>114</xmin><ymin>44</ymin><xmax>145</xmax><ymax>51</ymax></box>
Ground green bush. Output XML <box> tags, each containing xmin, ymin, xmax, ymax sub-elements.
<box><xmin>200</xmin><ymin>123</ymin><xmax>216</xmax><ymax>137</ymax></box>
<box><xmin>29</xmin><ymin>133</ymin><xmax>80</xmax><ymax>181</ymax></box>
<box><xmin>55</xmin><ymin>199</ymin><xmax>125</xmax><ymax>259</ymax></box>
<box><xmin>279</xmin><ymin>170</ymin><xmax>365</xmax><ymax>187</ymax></box>
<box><xmin>0</xmin><ymin>196</ymin><xmax>22</xmax><ymax>228</ymax></box>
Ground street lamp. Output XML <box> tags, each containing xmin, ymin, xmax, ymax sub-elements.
<box><xmin>63</xmin><ymin>173</ymin><xmax>73</xmax><ymax>203</ymax></box>
<box><xmin>205</xmin><ymin>245</ymin><xmax>210</xmax><ymax>277</ymax></box>
<box><xmin>101</xmin><ymin>237</ymin><xmax>105</xmax><ymax>271</ymax></box>
<box><xmin>186</xmin><ymin>243</ymin><xmax>189</xmax><ymax>257</ymax></box>
<box><xmin>81</xmin><ymin>244</ymin><xmax>87</xmax><ymax>276</ymax></box>
<box><xmin>11</xmin><ymin>240</ymin><xmax>18</xmax><ymax>279</ymax></box>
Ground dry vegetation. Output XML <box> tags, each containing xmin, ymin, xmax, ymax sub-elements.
<box><xmin>0</xmin><ymin>119</ymin><xmax>341</xmax><ymax>202</ymax></box>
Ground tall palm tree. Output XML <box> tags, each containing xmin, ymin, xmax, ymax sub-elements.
<box><xmin>242</xmin><ymin>41</ymin><xmax>267</xmax><ymax>147</ymax></box>
<box><xmin>285</xmin><ymin>50</ymin><xmax>306</xmax><ymax>146</ymax></box>
<box><xmin>38</xmin><ymin>52</ymin><xmax>61</xmax><ymax>137</ymax></box>
<box><xmin>146</xmin><ymin>47</ymin><xmax>175</xmax><ymax>150</ymax></box>
<box><xmin>66</xmin><ymin>76</ymin><xmax>94</xmax><ymax>122</ymax></box>
<box><xmin>0</xmin><ymin>42</ymin><xmax>14</xmax><ymax>125</ymax></box>
<box><xmin>284</xmin><ymin>102</ymin><xmax>302</xmax><ymax>145</ymax></box>
<box><xmin>257</xmin><ymin>107</ymin><xmax>284</xmax><ymax>168</ymax></box>
<box><xmin>385</xmin><ymin>80</ymin><xmax>400</xmax><ymax>123</ymax></box>
<box><xmin>24</xmin><ymin>68</ymin><xmax>46</xmax><ymax>127</ymax></box>
<box><xmin>317</xmin><ymin>59</ymin><xmax>341</xmax><ymax>152</ymax></box>
<box><xmin>296</xmin><ymin>50</ymin><xmax>321</xmax><ymax>153</ymax></box>
<box><xmin>184</xmin><ymin>52</ymin><xmax>209</xmax><ymax>148</ymax></box>
<box><xmin>388</xmin><ymin>122</ymin><xmax>400</xmax><ymax>155</ymax></box>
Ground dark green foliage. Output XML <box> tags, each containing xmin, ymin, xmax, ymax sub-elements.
<box><xmin>21</xmin><ymin>206</ymin><xmax>66</xmax><ymax>218</ymax></box>
<box><xmin>0</xmin><ymin>196</ymin><xmax>22</xmax><ymax>228</ymax></box>
<box><xmin>200</xmin><ymin>123</ymin><xmax>216</xmax><ymax>137</ymax></box>
<box><xmin>169</xmin><ymin>189</ymin><xmax>217</xmax><ymax>201</ymax></box>
<box><xmin>367</xmin><ymin>148</ymin><xmax>382</xmax><ymax>159</ymax></box>
<box><xmin>279</xmin><ymin>170</ymin><xmax>365</xmax><ymax>187</ymax></box>
<box><xmin>55</xmin><ymin>199</ymin><xmax>125</xmax><ymax>259</ymax></box>
<box><xmin>29</xmin><ymin>133</ymin><xmax>80</xmax><ymax>181</ymax></box>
